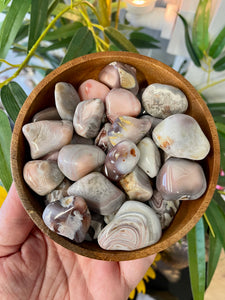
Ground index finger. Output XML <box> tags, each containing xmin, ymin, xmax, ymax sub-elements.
<box><xmin>0</xmin><ymin>182</ymin><xmax>34</xmax><ymax>257</ymax></box>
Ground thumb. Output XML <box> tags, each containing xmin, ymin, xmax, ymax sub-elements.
<box><xmin>0</xmin><ymin>182</ymin><xmax>34</xmax><ymax>257</ymax></box>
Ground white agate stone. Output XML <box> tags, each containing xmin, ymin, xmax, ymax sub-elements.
<box><xmin>98</xmin><ymin>201</ymin><xmax>162</xmax><ymax>251</ymax></box>
<box><xmin>119</xmin><ymin>166</ymin><xmax>153</xmax><ymax>201</ymax></box>
<box><xmin>152</xmin><ymin>114</ymin><xmax>210</xmax><ymax>160</ymax></box>
<box><xmin>68</xmin><ymin>172</ymin><xmax>125</xmax><ymax>215</ymax></box>
<box><xmin>137</xmin><ymin>137</ymin><xmax>161</xmax><ymax>178</ymax></box>
<box><xmin>55</xmin><ymin>82</ymin><xmax>80</xmax><ymax>121</ymax></box>
<box><xmin>22</xmin><ymin>120</ymin><xmax>73</xmax><ymax>159</ymax></box>
<box><xmin>23</xmin><ymin>160</ymin><xmax>64</xmax><ymax>196</ymax></box>
<box><xmin>156</xmin><ymin>158</ymin><xmax>207</xmax><ymax>201</ymax></box>
<box><xmin>142</xmin><ymin>83</ymin><xmax>188</xmax><ymax>119</ymax></box>
<box><xmin>58</xmin><ymin>144</ymin><xmax>106</xmax><ymax>181</ymax></box>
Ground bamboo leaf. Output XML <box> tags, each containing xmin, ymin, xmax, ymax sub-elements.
<box><xmin>207</xmin><ymin>231</ymin><xmax>222</xmax><ymax>287</ymax></box>
<box><xmin>28</xmin><ymin>0</ymin><xmax>49</xmax><ymax>51</ymax></box>
<box><xmin>192</xmin><ymin>0</ymin><xmax>211</xmax><ymax>54</ymax></box>
<box><xmin>104</xmin><ymin>26</ymin><xmax>138</xmax><ymax>53</ymax></box>
<box><xmin>44</xmin><ymin>22</ymin><xmax>83</xmax><ymax>41</ymax></box>
<box><xmin>206</xmin><ymin>199</ymin><xmax>225</xmax><ymax>250</ymax></box>
<box><xmin>0</xmin><ymin>0</ymin><xmax>31</xmax><ymax>60</ymax></box>
<box><xmin>178</xmin><ymin>14</ymin><xmax>201</xmax><ymax>67</ymax></box>
<box><xmin>0</xmin><ymin>110</ymin><xmax>12</xmax><ymax>192</ymax></box>
<box><xmin>60</xmin><ymin>27</ymin><xmax>95</xmax><ymax>65</ymax></box>
<box><xmin>187</xmin><ymin>218</ymin><xmax>206</xmax><ymax>300</ymax></box>
<box><xmin>209</xmin><ymin>25</ymin><xmax>225</xmax><ymax>58</ymax></box>
<box><xmin>213</xmin><ymin>55</ymin><xmax>225</xmax><ymax>72</ymax></box>
<box><xmin>1</xmin><ymin>82</ymin><xmax>27</xmax><ymax>123</ymax></box>
<box><xmin>129</xmin><ymin>31</ymin><xmax>160</xmax><ymax>49</ymax></box>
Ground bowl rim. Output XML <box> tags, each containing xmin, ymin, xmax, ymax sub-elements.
<box><xmin>11</xmin><ymin>51</ymin><xmax>220</xmax><ymax>261</ymax></box>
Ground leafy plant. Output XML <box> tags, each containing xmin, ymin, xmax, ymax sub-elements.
<box><xmin>0</xmin><ymin>0</ymin><xmax>159</xmax><ymax>191</ymax></box>
<box><xmin>179</xmin><ymin>0</ymin><xmax>225</xmax><ymax>299</ymax></box>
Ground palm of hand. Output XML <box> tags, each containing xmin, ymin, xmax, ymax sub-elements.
<box><xmin>0</xmin><ymin>184</ymin><xmax>155</xmax><ymax>300</ymax></box>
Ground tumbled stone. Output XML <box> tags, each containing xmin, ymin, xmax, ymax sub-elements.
<box><xmin>95</xmin><ymin>122</ymin><xmax>113</xmax><ymax>152</ymax></box>
<box><xmin>105</xmin><ymin>88</ymin><xmax>141</xmax><ymax>122</ymax></box>
<box><xmin>42</xmin><ymin>195</ymin><xmax>91</xmax><ymax>243</ymax></box>
<box><xmin>104</xmin><ymin>140</ymin><xmax>140</xmax><ymax>181</ymax></box>
<box><xmin>108</xmin><ymin>116</ymin><xmax>151</xmax><ymax>146</ymax></box>
<box><xmin>142</xmin><ymin>83</ymin><xmax>188</xmax><ymax>119</ymax></box>
<box><xmin>32</xmin><ymin>107</ymin><xmax>61</xmax><ymax>122</ymax></box>
<box><xmin>137</xmin><ymin>137</ymin><xmax>161</xmax><ymax>178</ymax></box>
<box><xmin>98</xmin><ymin>201</ymin><xmax>162</xmax><ymax>251</ymax></box>
<box><xmin>152</xmin><ymin>114</ymin><xmax>210</xmax><ymax>160</ymax></box>
<box><xmin>73</xmin><ymin>98</ymin><xmax>105</xmax><ymax>138</ymax></box>
<box><xmin>70</xmin><ymin>132</ymin><xmax>93</xmax><ymax>145</ymax></box>
<box><xmin>99</xmin><ymin>61</ymin><xmax>139</xmax><ymax>95</ymax></box>
<box><xmin>78</xmin><ymin>79</ymin><xmax>110</xmax><ymax>102</ymax></box>
<box><xmin>22</xmin><ymin>120</ymin><xmax>73</xmax><ymax>159</ymax></box>
<box><xmin>55</xmin><ymin>82</ymin><xmax>80</xmax><ymax>121</ymax></box>
<box><xmin>23</xmin><ymin>160</ymin><xmax>64</xmax><ymax>196</ymax></box>
<box><xmin>148</xmin><ymin>190</ymin><xmax>180</xmax><ymax>229</ymax></box>
<box><xmin>58</xmin><ymin>144</ymin><xmax>106</xmax><ymax>181</ymax></box>
<box><xmin>119</xmin><ymin>166</ymin><xmax>153</xmax><ymax>201</ymax></box>
<box><xmin>156</xmin><ymin>158</ymin><xmax>207</xmax><ymax>201</ymax></box>
<box><xmin>45</xmin><ymin>178</ymin><xmax>72</xmax><ymax>205</ymax></box>
<box><xmin>85</xmin><ymin>213</ymin><xmax>105</xmax><ymax>241</ymax></box>
<box><xmin>68</xmin><ymin>172</ymin><xmax>126</xmax><ymax>215</ymax></box>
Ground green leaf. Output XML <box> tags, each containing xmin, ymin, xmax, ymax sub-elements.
<box><xmin>207</xmin><ymin>230</ymin><xmax>222</xmax><ymax>287</ymax></box>
<box><xmin>38</xmin><ymin>37</ymin><xmax>71</xmax><ymax>54</ymax></box>
<box><xmin>209</xmin><ymin>25</ymin><xmax>225</xmax><ymax>58</ymax></box>
<box><xmin>187</xmin><ymin>218</ymin><xmax>206</xmax><ymax>300</ymax></box>
<box><xmin>213</xmin><ymin>190</ymin><xmax>225</xmax><ymax>213</ymax></box>
<box><xmin>217</xmin><ymin>174</ymin><xmax>225</xmax><ymax>186</ymax></box>
<box><xmin>14</xmin><ymin>23</ymin><xmax>29</xmax><ymax>43</ymax></box>
<box><xmin>60</xmin><ymin>27</ymin><xmax>95</xmax><ymax>65</ymax></box>
<box><xmin>28</xmin><ymin>0</ymin><xmax>49</xmax><ymax>51</ymax></box>
<box><xmin>0</xmin><ymin>0</ymin><xmax>31</xmax><ymax>60</ymax></box>
<box><xmin>207</xmin><ymin>102</ymin><xmax>225</xmax><ymax>111</ymax></box>
<box><xmin>1</xmin><ymin>82</ymin><xmax>27</xmax><ymax>123</ymax></box>
<box><xmin>206</xmin><ymin>199</ymin><xmax>225</xmax><ymax>250</ymax></box>
<box><xmin>178</xmin><ymin>14</ymin><xmax>201</xmax><ymax>67</ymax></box>
<box><xmin>213</xmin><ymin>55</ymin><xmax>225</xmax><ymax>72</ymax></box>
<box><xmin>216</xmin><ymin>122</ymin><xmax>225</xmax><ymax>138</ymax></box>
<box><xmin>44</xmin><ymin>22</ymin><xmax>83</xmax><ymax>41</ymax></box>
<box><xmin>129</xmin><ymin>31</ymin><xmax>160</xmax><ymax>49</ymax></box>
<box><xmin>0</xmin><ymin>110</ymin><xmax>12</xmax><ymax>192</ymax></box>
<box><xmin>192</xmin><ymin>0</ymin><xmax>211</xmax><ymax>54</ymax></box>
<box><xmin>0</xmin><ymin>0</ymin><xmax>11</xmax><ymax>13</ymax></box>
<box><xmin>218</xmin><ymin>133</ymin><xmax>225</xmax><ymax>170</ymax></box>
<box><xmin>104</xmin><ymin>26</ymin><xmax>138</xmax><ymax>53</ymax></box>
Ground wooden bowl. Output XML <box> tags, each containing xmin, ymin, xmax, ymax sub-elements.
<box><xmin>11</xmin><ymin>52</ymin><xmax>220</xmax><ymax>261</ymax></box>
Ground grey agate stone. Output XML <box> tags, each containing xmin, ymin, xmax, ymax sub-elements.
<box><xmin>67</xmin><ymin>172</ymin><xmax>125</xmax><ymax>215</ymax></box>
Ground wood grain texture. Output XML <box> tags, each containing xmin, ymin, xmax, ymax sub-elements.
<box><xmin>10</xmin><ymin>52</ymin><xmax>220</xmax><ymax>261</ymax></box>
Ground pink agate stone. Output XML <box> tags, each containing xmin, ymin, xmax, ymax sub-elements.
<box><xmin>78</xmin><ymin>79</ymin><xmax>110</xmax><ymax>102</ymax></box>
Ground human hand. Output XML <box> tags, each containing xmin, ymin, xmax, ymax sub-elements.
<box><xmin>0</xmin><ymin>183</ymin><xmax>156</xmax><ymax>300</ymax></box>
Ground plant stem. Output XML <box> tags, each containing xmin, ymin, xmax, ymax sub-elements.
<box><xmin>198</xmin><ymin>77</ymin><xmax>225</xmax><ymax>93</ymax></box>
<box><xmin>204</xmin><ymin>213</ymin><xmax>215</xmax><ymax>238</ymax></box>
<box><xmin>115</xmin><ymin>0</ymin><xmax>121</xmax><ymax>29</ymax></box>
<box><xmin>0</xmin><ymin>1</ymin><xmax>96</xmax><ymax>89</ymax></box>
<box><xmin>0</xmin><ymin>59</ymin><xmax>20</xmax><ymax>68</ymax></box>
